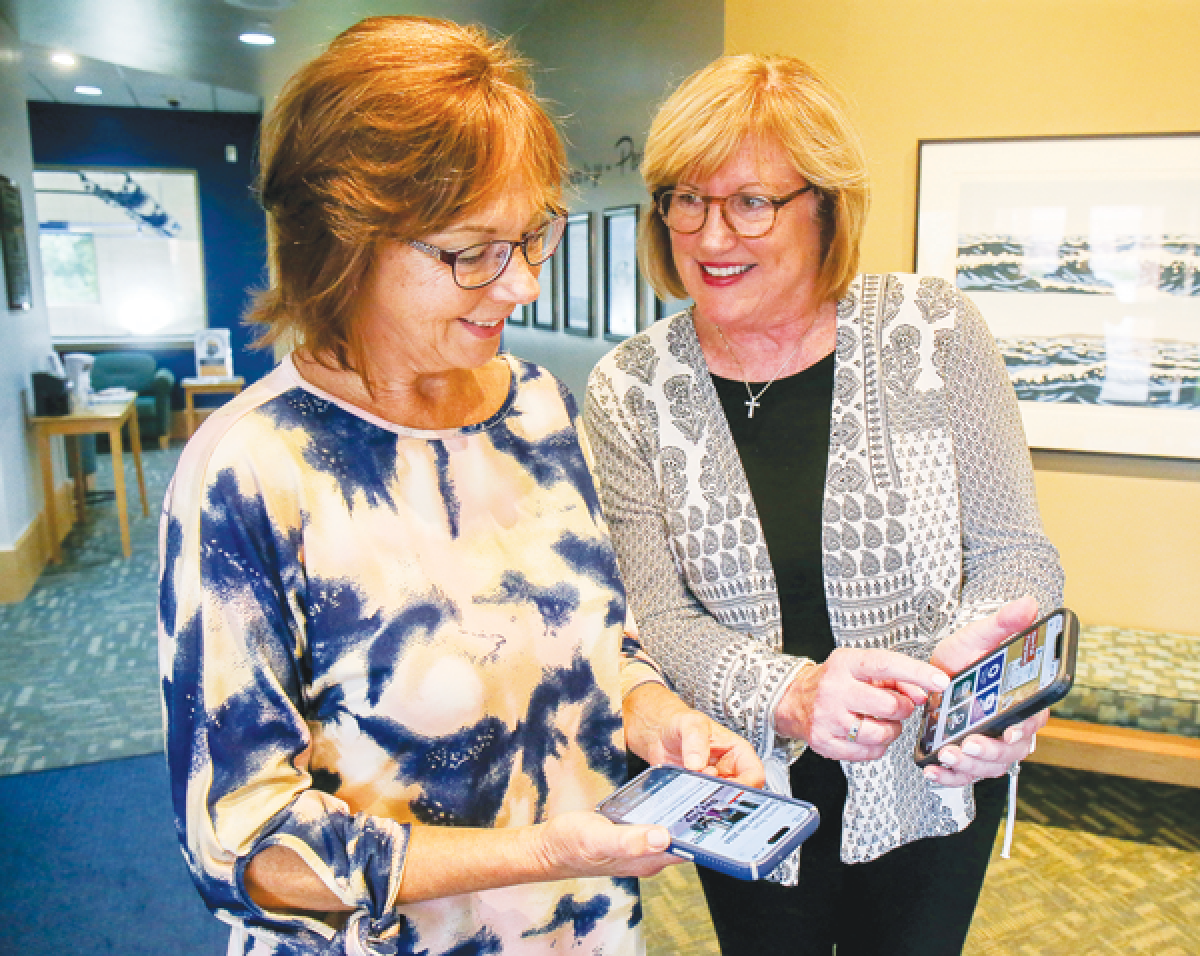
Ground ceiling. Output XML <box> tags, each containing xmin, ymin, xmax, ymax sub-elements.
<box><xmin>25</xmin><ymin>42</ymin><xmax>263</xmax><ymax>113</ymax></box>
<box><xmin>8</xmin><ymin>0</ymin><xmax>549</xmax><ymax>114</ymax></box>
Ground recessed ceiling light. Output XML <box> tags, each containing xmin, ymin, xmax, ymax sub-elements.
<box><xmin>74</xmin><ymin>85</ymin><xmax>103</xmax><ymax>96</ymax></box>
<box><xmin>51</xmin><ymin>52</ymin><xmax>77</xmax><ymax>67</ymax></box>
<box><xmin>238</xmin><ymin>32</ymin><xmax>276</xmax><ymax>46</ymax></box>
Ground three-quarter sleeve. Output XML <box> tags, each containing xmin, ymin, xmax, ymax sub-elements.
<box><xmin>159</xmin><ymin>443</ymin><xmax>409</xmax><ymax>950</ymax></box>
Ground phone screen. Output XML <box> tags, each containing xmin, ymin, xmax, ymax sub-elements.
<box><xmin>916</xmin><ymin>611</ymin><xmax>1067</xmax><ymax>758</ymax></box>
<box><xmin>600</xmin><ymin>767</ymin><xmax>815</xmax><ymax>864</ymax></box>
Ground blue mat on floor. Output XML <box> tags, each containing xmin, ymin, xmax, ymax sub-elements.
<box><xmin>0</xmin><ymin>754</ymin><xmax>230</xmax><ymax>955</ymax></box>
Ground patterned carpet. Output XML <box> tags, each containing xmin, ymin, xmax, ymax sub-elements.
<box><xmin>642</xmin><ymin>763</ymin><xmax>1200</xmax><ymax>955</ymax></box>
<box><xmin>2</xmin><ymin>444</ymin><xmax>1197</xmax><ymax>954</ymax></box>
<box><xmin>0</xmin><ymin>445</ymin><xmax>178</xmax><ymax>776</ymax></box>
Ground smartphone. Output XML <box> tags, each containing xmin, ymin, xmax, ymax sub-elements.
<box><xmin>914</xmin><ymin>607</ymin><xmax>1079</xmax><ymax>768</ymax></box>
<box><xmin>596</xmin><ymin>765</ymin><xmax>820</xmax><ymax>881</ymax></box>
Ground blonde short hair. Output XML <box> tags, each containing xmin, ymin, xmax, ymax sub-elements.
<box><xmin>640</xmin><ymin>54</ymin><xmax>869</xmax><ymax>306</ymax></box>
<box><xmin>247</xmin><ymin>16</ymin><xmax>566</xmax><ymax>378</ymax></box>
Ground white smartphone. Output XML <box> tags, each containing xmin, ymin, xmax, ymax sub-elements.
<box><xmin>596</xmin><ymin>765</ymin><xmax>819</xmax><ymax>881</ymax></box>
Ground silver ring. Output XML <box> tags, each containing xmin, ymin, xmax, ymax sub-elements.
<box><xmin>847</xmin><ymin>718</ymin><xmax>862</xmax><ymax>743</ymax></box>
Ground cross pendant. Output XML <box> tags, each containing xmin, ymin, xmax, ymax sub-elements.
<box><xmin>745</xmin><ymin>396</ymin><xmax>760</xmax><ymax>418</ymax></box>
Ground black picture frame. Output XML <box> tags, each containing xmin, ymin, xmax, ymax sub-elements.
<box><xmin>0</xmin><ymin>175</ymin><xmax>33</xmax><ymax>311</ymax></box>
<box><xmin>563</xmin><ymin>212</ymin><xmax>593</xmax><ymax>336</ymax></box>
<box><xmin>603</xmin><ymin>205</ymin><xmax>640</xmax><ymax>340</ymax></box>
<box><xmin>506</xmin><ymin>302</ymin><xmax>528</xmax><ymax>326</ymax></box>
<box><xmin>532</xmin><ymin>250</ymin><xmax>557</xmax><ymax>329</ymax></box>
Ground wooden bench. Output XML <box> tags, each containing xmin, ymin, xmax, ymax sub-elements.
<box><xmin>1026</xmin><ymin>625</ymin><xmax>1200</xmax><ymax>787</ymax></box>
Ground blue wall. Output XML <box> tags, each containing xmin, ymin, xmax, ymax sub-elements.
<box><xmin>27</xmin><ymin>102</ymin><xmax>270</xmax><ymax>405</ymax></box>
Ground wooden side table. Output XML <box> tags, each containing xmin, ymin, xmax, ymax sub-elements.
<box><xmin>31</xmin><ymin>396</ymin><xmax>149</xmax><ymax>562</ymax></box>
<box><xmin>182</xmin><ymin>377</ymin><xmax>245</xmax><ymax>438</ymax></box>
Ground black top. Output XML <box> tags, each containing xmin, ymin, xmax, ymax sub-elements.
<box><xmin>711</xmin><ymin>351</ymin><xmax>836</xmax><ymax>663</ymax></box>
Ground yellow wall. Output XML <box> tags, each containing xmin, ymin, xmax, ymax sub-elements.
<box><xmin>726</xmin><ymin>0</ymin><xmax>1200</xmax><ymax>634</ymax></box>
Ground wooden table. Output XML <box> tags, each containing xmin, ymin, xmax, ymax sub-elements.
<box><xmin>31</xmin><ymin>397</ymin><xmax>149</xmax><ymax>562</ymax></box>
<box><xmin>182</xmin><ymin>376</ymin><xmax>245</xmax><ymax>438</ymax></box>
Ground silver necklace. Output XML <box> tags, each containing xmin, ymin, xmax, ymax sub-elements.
<box><xmin>710</xmin><ymin>319</ymin><xmax>804</xmax><ymax>419</ymax></box>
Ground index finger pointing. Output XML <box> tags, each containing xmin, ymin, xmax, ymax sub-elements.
<box><xmin>849</xmin><ymin>649</ymin><xmax>950</xmax><ymax>693</ymax></box>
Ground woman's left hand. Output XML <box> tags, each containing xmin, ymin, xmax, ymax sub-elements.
<box><xmin>623</xmin><ymin>682</ymin><xmax>766</xmax><ymax>788</ymax></box>
<box><xmin>923</xmin><ymin>596</ymin><xmax>1050</xmax><ymax>787</ymax></box>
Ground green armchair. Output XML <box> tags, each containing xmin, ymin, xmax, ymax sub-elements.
<box><xmin>91</xmin><ymin>351</ymin><xmax>176</xmax><ymax>450</ymax></box>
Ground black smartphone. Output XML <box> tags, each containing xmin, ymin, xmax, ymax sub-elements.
<box><xmin>914</xmin><ymin>607</ymin><xmax>1079</xmax><ymax>768</ymax></box>
<box><xmin>596</xmin><ymin>765</ymin><xmax>819</xmax><ymax>881</ymax></box>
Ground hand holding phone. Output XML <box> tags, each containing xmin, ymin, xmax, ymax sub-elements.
<box><xmin>914</xmin><ymin>607</ymin><xmax>1078</xmax><ymax>768</ymax></box>
<box><xmin>597</xmin><ymin>765</ymin><xmax>819</xmax><ymax>881</ymax></box>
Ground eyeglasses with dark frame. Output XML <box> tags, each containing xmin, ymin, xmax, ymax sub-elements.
<box><xmin>656</xmin><ymin>186</ymin><xmax>814</xmax><ymax>239</ymax></box>
<box><xmin>408</xmin><ymin>214</ymin><xmax>567</xmax><ymax>290</ymax></box>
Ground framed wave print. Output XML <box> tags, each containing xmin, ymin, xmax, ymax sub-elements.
<box><xmin>915</xmin><ymin>133</ymin><xmax>1200</xmax><ymax>459</ymax></box>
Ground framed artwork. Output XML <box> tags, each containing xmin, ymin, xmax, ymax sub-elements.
<box><xmin>532</xmin><ymin>250</ymin><xmax>557</xmax><ymax>329</ymax></box>
<box><xmin>33</xmin><ymin>167</ymin><xmax>207</xmax><ymax>342</ymax></box>
<box><xmin>507</xmin><ymin>302</ymin><xmax>528</xmax><ymax>326</ymax></box>
<box><xmin>0</xmin><ymin>175</ymin><xmax>32</xmax><ymax>310</ymax></box>
<box><xmin>916</xmin><ymin>134</ymin><xmax>1200</xmax><ymax>459</ymax></box>
<box><xmin>603</xmin><ymin>205</ymin><xmax>640</xmax><ymax>340</ymax></box>
<box><xmin>564</xmin><ymin>212</ymin><xmax>593</xmax><ymax>336</ymax></box>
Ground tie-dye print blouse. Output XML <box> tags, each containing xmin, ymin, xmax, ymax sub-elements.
<box><xmin>158</xmin><ymin>354</ymin><xmax>662</xmax><ymax>955</ymax></box>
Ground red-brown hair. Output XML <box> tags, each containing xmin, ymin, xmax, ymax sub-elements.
<box><xmin>247</xmin><ymin>16</ymin><xmax>566</xmax><ymax>378</ymax></box>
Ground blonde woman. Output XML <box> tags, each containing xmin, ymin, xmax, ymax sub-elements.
<box><xmin>584</xmin><ymin>54</ymin><xmax>1063</xmax><ymax>955</ymax></box>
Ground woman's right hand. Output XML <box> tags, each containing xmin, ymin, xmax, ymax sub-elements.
<box><xmin>774</xmin><ymin>649</ymin><xmax>951</xmax><ymax>760</ymax></box>
<box><xmin>533</xmin><ymin>811</ymin><xmax>682</xmax><ymax>881</ymax></box>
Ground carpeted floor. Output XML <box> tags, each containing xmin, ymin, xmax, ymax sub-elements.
<box><xmin>642</xmin><ymin>763</ymin><xmax>1200</xmax><ymax>955</ymax></box>
<box><xmin>0</xmin><ymin>446</ymin><xmax>178</xmax><ymax>776</ymax></box>
<box><xmin>0</xmin><ymin>753</ymin><xmax>230</xmax><ymax>955</ymax></box>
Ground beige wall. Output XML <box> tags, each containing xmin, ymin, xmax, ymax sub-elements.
<box><xmin>726</xmin><ymin>0</ymin><xmax>1200</xmax><ymax>634</ymax></box>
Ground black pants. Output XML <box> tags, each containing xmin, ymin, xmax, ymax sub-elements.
<box><xmin>695</xmin><ymin>749</ymin><xmax>1008</xmax><ymax>956</ymax></box>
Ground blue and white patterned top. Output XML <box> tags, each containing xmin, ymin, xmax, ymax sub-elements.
<box><xmin>159</xmin><ymin>354</ymin><xmax>660</xmax><ymax>955</ymax></box>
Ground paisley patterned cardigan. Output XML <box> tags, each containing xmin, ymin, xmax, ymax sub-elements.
<box><xmin>583</xmin><ymin>274</ymin><xmax>1063</xmax><ymax>865</ymax></box>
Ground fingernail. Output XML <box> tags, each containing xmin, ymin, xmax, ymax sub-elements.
<box><xmin>647</xmin><ymin>829</ymin><xmax>670</xmax><ymax>851</ymax></box>
<box><xmin>962</xmin><ymin>741</ymin><xmax>982</xmax><ymax>757</ymax></box>
<box><xmin>1007</xmin><ymin>728</ymin><xmax>1023</xmax><ymax>744</ymax></box>
<box><xmin>933</xmin><ymin>673</ymin><xmax>950</xmax><ymax>690</ymax></box>
<box><xmin>923</xmin><ymin>767</ymin><xmax>939</xmax><ymax>781</ymax></box>
<box><xmin>939</xmin><ymin>750</ymin><xmax>958</xmax><ymax>767</ymax></box>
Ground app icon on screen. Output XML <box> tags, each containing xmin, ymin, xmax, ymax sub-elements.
<box><xmin>969</xmin><ymin>687</ymin><xmax>999</xmax><ymax>727</ymax></box>
<box><xmin>976</xmin><ymin>650</ymin><xmax>1005</xmax><ymax>692</ymax></box>
<box><xmin>949</xmin><ymin>672</ymin><xmax>976</xmax><ymax>707</ymax></box>
<box><xmin>945</xmin><ymin>701</ymin><xmax>970</xmax><ymax>737</ymax></box>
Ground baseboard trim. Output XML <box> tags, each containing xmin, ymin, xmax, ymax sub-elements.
<box><xmin>0</xmin><ymin>479</ymin><xmax>76</xmax><ymax>604</ymax></box>
<box><xmin>1029</xmin><ymin>716</ymin><xmax>1200</xmax><ymax>788</ymax></box>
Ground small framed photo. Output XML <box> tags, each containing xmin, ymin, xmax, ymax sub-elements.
<box><xmin>194</xmin><ymin>328</ymin><xmax>234</xmax><ymax>379</ymax></box>
<box><xmin>0</xmin><ymin>175</ymin><xmax>32</xmax><ymax>311</ymax></box>
<box><xmin>603</xmin><ymin>205</ymin><xmax>640</xmax><ymax>340</ymax></box>
<box><xmin>564</xmin><ymin>212</ymin><xmax>593</xmax><ymax>336</ymax></box>
<box><xmin>507</xmin><ymin>302</ymin><xmax>528</xmax><ymax>326</ymax></box>
<box><xmin>532</xmin><ymin>251</ymin><xmax>557</xmax><ymax>329</ymax></box>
